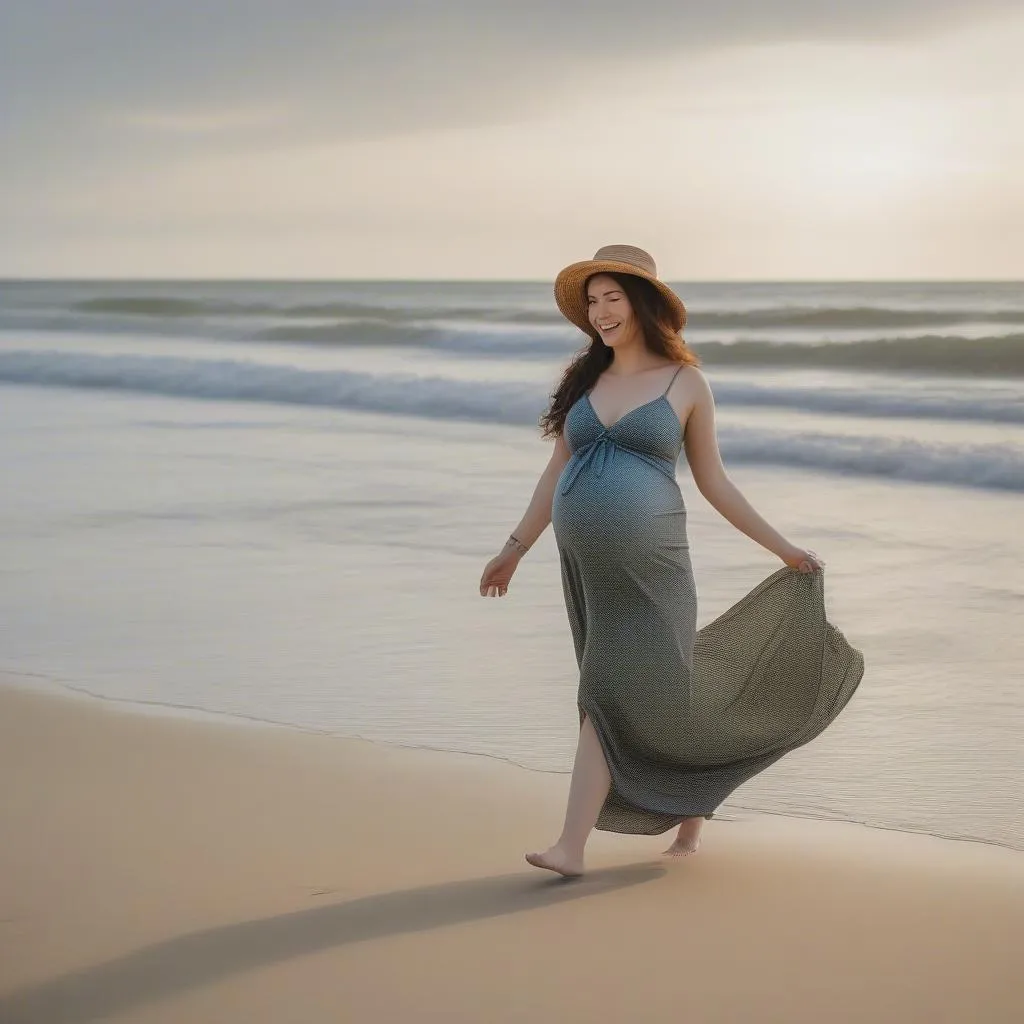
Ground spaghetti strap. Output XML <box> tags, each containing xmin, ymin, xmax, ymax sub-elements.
<box><xmin>663</xmin><ymin>364</ymin><xmax>685</xmax><ymax>396</ymax></box>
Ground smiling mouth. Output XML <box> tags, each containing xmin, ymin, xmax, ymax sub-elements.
<box><xmin>598</xmin><ymin>322</ymin><xmax>621</xmax><ymax>332</ymax></box>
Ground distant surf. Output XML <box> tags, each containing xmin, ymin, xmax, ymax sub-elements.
<box><xmin>3</xmin><ymin>279</ymin><xmax>1022</xmax><ymax>376</ymax></box>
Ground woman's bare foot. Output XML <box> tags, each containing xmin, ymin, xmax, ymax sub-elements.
<box><xmin>525</xmin><ymin>844</ymin><xmax>584</xmax><ymax>878</ymax></box>
<box><xmin>663</xmin><ymin>816</ymin><xmax>704</xmax><ymax>857</ymax></box>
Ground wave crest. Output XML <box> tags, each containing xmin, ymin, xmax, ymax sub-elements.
<box><xmin>1</xmin><ymin>350</ymin><xmax>1021</xmax><ymax>493</ymax></box>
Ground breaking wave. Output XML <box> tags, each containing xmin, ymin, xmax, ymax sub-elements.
<box><xmin>2</xmin><ymin>349</ymin><xmax>1022</xmax><ymax>493</ymax></box>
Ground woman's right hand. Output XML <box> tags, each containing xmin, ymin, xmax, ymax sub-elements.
<box><xmin>479</xmin><ymin>548</ymin><xmax>522</xmax><ymax>598</ymax></box>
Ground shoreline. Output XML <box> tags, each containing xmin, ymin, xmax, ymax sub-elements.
<box><xmin>1</xmin><ymin>681</ymin><xmax>1022</xmax><ymax>1023</ymax></box>
<box><xmin>4</xmin><ymin>671</ymin><xmax>1018</xmax><ymax>855</ymax></box>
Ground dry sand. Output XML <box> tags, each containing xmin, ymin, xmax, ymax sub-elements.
<box><xmin>1</xmin><ymin>682</ymin><xmax>1022</xmax><ymax>1024</ymax></box>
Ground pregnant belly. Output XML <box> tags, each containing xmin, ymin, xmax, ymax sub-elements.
<box><xmin>553</xmin><ymin>459</ymin><xmax>685</xmax><ymax>550</ymax></box>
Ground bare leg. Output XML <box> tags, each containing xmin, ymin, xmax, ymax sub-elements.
<box><xmin>525</xmin><ymin>714</ymin><xmax>611</xmax><ymax>877</ymax></box>
<box><xmin>663</xmin><ymin>816</ymin><xmax>704</xmax><ymax>857</ymax></box>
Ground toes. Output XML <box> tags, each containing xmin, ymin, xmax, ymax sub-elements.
<box><xmin>662</xmin><ymin>842</ymin><xmax>700</xmax><ymax>857</ymax></box>
<box><xmin>525</xmin><ymin>850</ymin><xmax>583</xmax><ymax>877</ymax></box>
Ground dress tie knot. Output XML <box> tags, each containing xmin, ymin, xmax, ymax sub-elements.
<box><xmin>559</xmin><ymin>432</ymin><xmax>679</xmax><ymax>497</ymax></box>
<box><xmin>559</xmin><ymin>432</ymin><xmax>616</xmax><ymax>496</ymax></box>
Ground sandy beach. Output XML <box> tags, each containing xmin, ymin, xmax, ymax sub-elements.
<box><xmin>1</xmin><ymin>682</ymin><xmax>1022</xmax><ymax>1024</ymax></box>
<box><xmin>5</xmin><ymin>3</ymin><xmax>1024</xmax><ymax>1020</ymax></box>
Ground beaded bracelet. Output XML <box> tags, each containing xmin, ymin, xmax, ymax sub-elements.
<box><xmin>505</xmin><ymin>534</ymin><xmax>530</xmax><ymax>556</ymax></box>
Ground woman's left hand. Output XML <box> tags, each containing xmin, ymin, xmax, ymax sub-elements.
<box><xmin>781</xmin><ymin>545</ymin><xmax>825</xmax><ymax>573</ymax></box>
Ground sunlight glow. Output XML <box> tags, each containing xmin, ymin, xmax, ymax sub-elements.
<box><xmin>801</xmin><ymin>110</ymin><xmax>946</xmax><ymax>199</ymax></box>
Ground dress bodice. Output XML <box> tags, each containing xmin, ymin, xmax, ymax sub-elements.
<box><xmin>559</xmin><ymin>392</ymin><xmax>683</xmax><ymax>497</ymax></box>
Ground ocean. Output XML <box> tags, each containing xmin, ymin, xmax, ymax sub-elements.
<box><xmin>1</xmin><ymin>279</ymin><xmax>1021</xmax><ymax>850</ymax></box>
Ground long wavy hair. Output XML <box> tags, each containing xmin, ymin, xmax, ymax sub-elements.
<box><xmin>539</xmin><ymin>272</ymin><xmax>700</xmax><ymax>438</ymax></box>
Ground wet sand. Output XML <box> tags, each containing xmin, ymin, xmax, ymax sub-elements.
<box><xmin>1</xmin><ymin>682</ymin><xmax>1022</xmax><ymax>1024</ymax></box>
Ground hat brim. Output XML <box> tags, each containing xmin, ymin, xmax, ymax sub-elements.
<box><xmin>553</xmin><ymin>260</ymin><xmax>687</xmax><ymax>337</ymax></box>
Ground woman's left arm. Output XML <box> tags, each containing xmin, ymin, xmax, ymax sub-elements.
<box><xmin>681</xmin><ymin>368</ymin><xmax>821</xmax><ymax>571</ymax></box>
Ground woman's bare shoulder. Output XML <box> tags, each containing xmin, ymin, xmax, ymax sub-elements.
<box><xmin>673</xmin><ymin>363</ymin><xmax>710</xmax><ymax>390</ymax></box>
<box><xmin>667</xmin><ymin>363</ymin><xmax>712</xmax><ymax>427</ymax></box>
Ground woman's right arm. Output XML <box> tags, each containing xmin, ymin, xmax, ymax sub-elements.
<box><xmin>504</xmin><ymin>432</ymin><xmax>572</xmax><ymax>554</ymax></box>
<box><xmin>479</xmin><ymin>433</ymin><xmax>572</xmax><ymax>597</ymax></box>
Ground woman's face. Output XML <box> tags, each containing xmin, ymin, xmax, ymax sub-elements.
<box><xmin>586</xmin><ymin>274</ymin><xmax>638</xmax><ymax>348</ymax></box>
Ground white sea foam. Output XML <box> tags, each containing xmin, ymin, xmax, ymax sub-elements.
<box><xmin>3</xmin><ymin>349</ymin><xmax>1022</xmax><ymax>491</ymax></box>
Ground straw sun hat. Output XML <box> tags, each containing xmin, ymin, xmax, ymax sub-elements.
<box><xmin>553</xmin><ymin>244</ymin><xmax>687</xmax><ymax>337</ymax></box>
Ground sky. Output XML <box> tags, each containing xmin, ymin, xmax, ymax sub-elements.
<box><xmin>1</xmin><ymin>0</ymin><xmax>1022</xmax><ymax>280</ymax></box>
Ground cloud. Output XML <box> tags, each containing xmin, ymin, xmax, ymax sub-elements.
<box><xmin>2</xmin><ymin>0</ymin><xmax>1019</xmax><ymax>160</ymax></box>
<box><xmin>1</xmin><ymin>2</ymin><xmax>1020</xmax><ymax>277</ymax></box>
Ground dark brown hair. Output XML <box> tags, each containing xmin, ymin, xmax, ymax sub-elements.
<box><xmin>539</xmin><ymin>272</ymin><xmax>700</xmax><ymax>438</ymax></box>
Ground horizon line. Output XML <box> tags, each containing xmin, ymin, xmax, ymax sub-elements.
<box><xmin>2</xmin><ymin>276</ymin><xmax>1022</xmax><ymax>286</ymax></box>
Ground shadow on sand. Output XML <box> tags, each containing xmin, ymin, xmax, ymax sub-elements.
<box><xmin>0</xmin><ymin>862</ymin><xmax>664</xmax><ymax>1023</ymax></box>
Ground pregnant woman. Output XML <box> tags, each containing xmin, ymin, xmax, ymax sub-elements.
<box><xmin>478</xmin><ymin>245</ymin><xmax>864</xmax><ymax>877</ymax></box>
